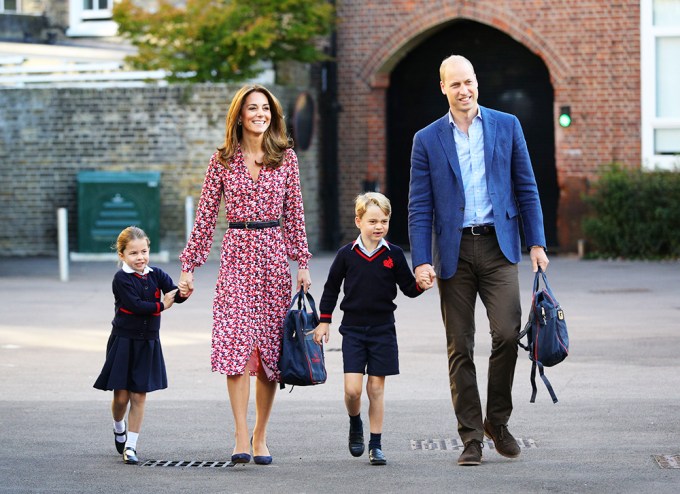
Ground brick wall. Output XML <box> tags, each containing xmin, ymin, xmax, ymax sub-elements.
<box><xmin>0</xmin><ymin>84</ymin><xmax>322</xmax><ymax>258</ymax></box>
<box><xmin>335</xmin><ymin>0</ymin><xmax>641</xmax><ymax>250</ymax></box>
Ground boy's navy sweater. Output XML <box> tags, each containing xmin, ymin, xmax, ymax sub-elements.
<box><xmin>111</xmin><ymin>267</ymin><xmax>186</xmax><ymax>340</ymax></box>
<box><xmin>319</xmin><ymin>241</ymin><xmax>423</xmax><ymax>327</ymax></box>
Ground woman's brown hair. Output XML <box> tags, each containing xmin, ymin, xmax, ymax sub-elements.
<box><xmin>217</xmin><ymin>84</ymin><xmax>293</xmax><ymax>170</ymax></box>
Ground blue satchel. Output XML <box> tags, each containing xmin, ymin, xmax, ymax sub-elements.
<box><xmin>518</xmin><ymin>268</ymin><xmax>569</xmax><ymax>403</ymax></box>
<box><xmin>278</xmin><ymin>288</ymin><xmax>327</xmax><ymax>389</ymax></box>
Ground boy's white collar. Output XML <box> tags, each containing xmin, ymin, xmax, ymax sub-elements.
<box><xmin>354</xmin><ymin>235</ymin><xmax>389</xmax><ymax>256</ymax></box>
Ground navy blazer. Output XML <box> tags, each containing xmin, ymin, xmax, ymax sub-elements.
<box><xmin>408</xmin><ymin>106</ymin><xmax>546</xmax><ymax>280</ymax></box>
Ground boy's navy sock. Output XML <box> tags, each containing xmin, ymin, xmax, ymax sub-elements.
<box><xmin>349</xmin><ymin>413</ymin><xmax>363</xmax><ymax>432</ymax></box>
<box><xmin>368</xmin><ymin>432</ymin><xmax>382</xmax><ymax>450</ymax></box>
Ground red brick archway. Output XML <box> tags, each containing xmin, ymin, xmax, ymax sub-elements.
<box><xmin>335</xmin><ymin>1</ymin><xmax>640</xmax><ymax>250</ymax></box>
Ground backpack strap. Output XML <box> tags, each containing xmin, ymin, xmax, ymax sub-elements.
<box><xmin>529</xmin><ymin>362</ymin><xmax>538</xmax><ymax>403</ymax></box>
<box><xmin>517</xmin><ymin>317</ymin><xmax>533</xmax><ymax>352</ymax></box>
<box><xmin>537</xmin><ymin>267</ymin><xmax>560</xmax><ymax>307</ymax></box>
<box><xmin>531</xmin><ymin>361</ymin><xmax>559</xmax><ymax>404</ymax></box>
<box><xmin>291</xmin><ymin>288</ymin><xmax>320</xmax><ymax>323</ymax></box>
<box><xmin>304</xmin><ymin>290</ymin><xmax>320</xmax><ymax>324</ymax></box>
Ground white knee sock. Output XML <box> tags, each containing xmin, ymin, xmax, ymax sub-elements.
<box><xmin>113</xmin><ymin>419</ymin><xmax>126</xmax><ymax>436</ymax></box>
<box><xmin>125</xmin><ymin>431</ymin><xmax>139</xmax><ymax>450</ymax></box>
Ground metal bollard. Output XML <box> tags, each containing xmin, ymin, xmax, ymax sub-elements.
<box><xmin>57</xmin><ymin>208</ymin><xmax>69</xmax><ymax>282</ymax></box>
<box><xmin>185</xmin><ymin>196</ymin><xmax>194</xmax><ymax>243</ymax></box>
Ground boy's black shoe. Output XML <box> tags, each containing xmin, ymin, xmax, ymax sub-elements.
<box><xmin>368</xmin><ymin>448</ymin><xmax>387</xmax><ymax>465</ymax></box>
<box><xmin>348</xmin><ymin>430</ymin><xmax>365</xmax><ymax>457</ymax></box>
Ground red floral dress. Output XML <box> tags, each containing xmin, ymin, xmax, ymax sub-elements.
<box><xmin>180</xmin><ymin>147</ymin><xmax>311</xmax><ymax>380</ymax></box>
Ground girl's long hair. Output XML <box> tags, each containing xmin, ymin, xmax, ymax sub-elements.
<box><xmin>217</xmin><ymin>84</ymin><xmax>293</xmax><ymax>170</ymax></box>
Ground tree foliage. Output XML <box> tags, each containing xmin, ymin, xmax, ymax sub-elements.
<box><xmin>113</xmin><ymin>0</ymin><xmax>335</xmax><ymax>82</ymax></box>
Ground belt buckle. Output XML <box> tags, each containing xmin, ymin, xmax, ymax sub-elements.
<box><xmin>245</xmin><ymin>221</ymin><xmax>251</xmax><ymax>230</ymax></box>
<box><xmin>470</xmin><ymin>225</ymin><xmax>481</xmax><ymax>236</ymax></box>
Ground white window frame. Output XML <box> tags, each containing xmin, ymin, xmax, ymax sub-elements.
<box><xmin>641</xmin><ymin>0</ymin><xmax>680</xmax><ymax>169</ymax></box>
<box><xmin>67</xmin><ymin>0</ymin><xmax>117</xmax><ymax>37</ymax></box>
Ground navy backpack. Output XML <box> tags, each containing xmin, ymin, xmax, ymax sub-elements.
<box><xmin>517</xmin><ymin>267</ymin><xmax>569</xmax><ymax>403</ymax></box>
<box><xmin>278</xmin><ymin>288</ymin><xmax>327</xmax><ymax>389</ymax></box>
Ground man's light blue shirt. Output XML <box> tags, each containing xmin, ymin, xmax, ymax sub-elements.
<box><xmin>449</xmin><ymin>110</ymin><xmax>494</xmax><ymax>227</ymax></box>
<box><xmin>354</xmin><ymin>235</ymin><xmax>390</xmax><ymax>257</ymax></box>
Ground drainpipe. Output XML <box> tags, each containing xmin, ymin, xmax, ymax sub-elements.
<box><xmin>320</xmin><ymin>25</ymin><xmax>342</xmax><ymax>249</ymax></box>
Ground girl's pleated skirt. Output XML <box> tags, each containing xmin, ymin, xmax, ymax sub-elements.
<box><xmin>93</xmin><ymin>334</ymin><xmax>167</xmax><ymax>392</ymax></box>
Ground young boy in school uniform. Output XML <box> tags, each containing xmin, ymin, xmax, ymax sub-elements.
<box><xmin>313</xmin><ymin>192</ymin><xmax>432</xmax><ymax>465</ymax></box>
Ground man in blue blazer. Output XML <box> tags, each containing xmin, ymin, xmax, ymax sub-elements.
<box><xmin>408</xmin><ymin>55</ymin><xmax>549</xmax><ymax>466</ymax></box>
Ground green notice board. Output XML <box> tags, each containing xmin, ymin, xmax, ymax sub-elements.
<box><xmin>77</xmin><ymin>171</ymin><xmax>161</xmax><ymax>253</ymax></box>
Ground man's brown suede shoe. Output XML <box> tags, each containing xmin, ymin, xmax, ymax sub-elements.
<box><xmin>457</xmin><ymin>440</ymin><xmax>483</xmax><ymax>466</ymax></box>
<box><xmin>483</xmin><ymin>419</ymin><xmax>521</xmax><ymax>458</ymax></box>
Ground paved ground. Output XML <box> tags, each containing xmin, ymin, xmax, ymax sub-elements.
<box><xmin>1</xmin><ymin>253</ymin><xmax>679</xmax><ymax>493</ymax></box>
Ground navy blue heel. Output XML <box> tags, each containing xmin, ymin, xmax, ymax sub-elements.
<box><xmin>251</xmin><ymin>436</ymin><xmax>272</xmax><ymax>465</ymax></box>
<box><xmin>230</xmin><ymin>452</ymin><xmax>251</xmax><ymax>464</ymax></box>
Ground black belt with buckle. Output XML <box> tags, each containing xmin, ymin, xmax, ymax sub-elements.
<box><xmin>462</xmin><ymin>224</ymin><xmax>495</xmax><ymax>236</ymax></box>
<box><xmin>227</xmin><ymin>220</ymin><xmax>280</xmax><ymax>230</ymax></box>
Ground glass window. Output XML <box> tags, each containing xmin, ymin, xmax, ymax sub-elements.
<box><xmin>68</xmin><ymin>0</ymin><xmax>118</xmax><ymax>36</ymax></box>
<box><xmin>642</xmin><ymin>0</ymin><xmax>680</xmax><ymax>167</ymax></box>
<box><xmin>656</xmin><ymin>37</ymin><xmax>680</xmax><ymax>118</ymax></box>
<box><xmin>655</xmin><ymin>129</ymin><xmax>680</xmax><ymax>154</ymax></box>
<box><xmin>83</xmin><ymin>0</ymin><xmax>111</xmax><ymax>13</ymax></box>
<box><xmin>654</xmin><ymin>0</ymin><xmax>680</xmax><ymax>25</ymax></box>
<box><xmin>2</xmin><ymin>0</ymin><xmax>19</xmax><ymax>11</ymax></box>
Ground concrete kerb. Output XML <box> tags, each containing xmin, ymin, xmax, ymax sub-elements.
<box><xmin>0</xmin><ymin>255</ymin><xmax>679</xmax><ymax>493</ymax></box>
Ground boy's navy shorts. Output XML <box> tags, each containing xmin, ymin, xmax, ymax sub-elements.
<box><xmin>339</xmin><ymin>322</ymin><xmax>399</xmax><ymax>376</ymax></box>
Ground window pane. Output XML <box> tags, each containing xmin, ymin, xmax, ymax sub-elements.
<box><xmin>98</xmin><ymin>0</ymin><xmax>108</xmax><ymax>9</ymax></box>
<box><xmin>654</xmin><ymin>0</ymin><xmax>680</xmax><ymax>26</ymax></box>
<box><xmin>4</xmin><ymin>0</ymin><xmax>18</xmax><ymax>10</ymax></box>
<box><xmin>656</xmin><ymin>37</ymin><xmax>680</xmax><ymax>117</ymax></box>
<box><xmin>83</xmin><ymin>0</ymin><xmax>93</xmax><ymax>9</ymax></box>
<box><xmin>655</xmin><ymin>129</ymin><xmax>680</xmax><ymax>154</ymax></box>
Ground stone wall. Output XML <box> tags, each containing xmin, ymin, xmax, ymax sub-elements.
<box><xmin>0</xmin><ymin>83</ymin><xmax>322</xmax><ymax>259</ymax></box>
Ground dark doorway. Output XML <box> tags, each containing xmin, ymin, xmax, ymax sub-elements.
<box><xmin>386</xmin><ymin>19</ymin><xmax>558</xmax><ymax>249</ymax></box>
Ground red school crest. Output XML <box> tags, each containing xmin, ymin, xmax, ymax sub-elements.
<box><xmin>383</xmin><ymin>257</ymin><xmax>394</xmax><ymax>269</ymax></box>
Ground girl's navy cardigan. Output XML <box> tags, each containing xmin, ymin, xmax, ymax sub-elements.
<box><xmin>110</xmin><ymin>267</ymin><xmax>186</xmax><ymax>340</ymax></box>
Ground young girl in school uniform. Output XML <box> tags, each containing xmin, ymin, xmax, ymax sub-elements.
<box><xmin>93</xmin><ymin>226</ymin><xmax>187</xmax><ymax>465</ymax></box>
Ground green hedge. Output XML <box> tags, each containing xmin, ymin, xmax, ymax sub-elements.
<box><xmin>582</xmin><ymin>164</ymin><xmax>680</xmax><ymax>259</ymax></box>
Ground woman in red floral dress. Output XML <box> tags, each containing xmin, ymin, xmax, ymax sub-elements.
<box><xmin>178</xmin><ymin>85</ymin><xmax>312</xmax><ymax>465</ymax></box>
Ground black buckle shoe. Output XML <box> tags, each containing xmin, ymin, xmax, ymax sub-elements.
<box><xmin>114</xmin><ymin>427</ymin><xmax>127</xmax><ymax>455</ymax></box>
<box><xmin>368</xmin><ymin>447</ymin><xmax>387</xmax><ymax>466</ymax></box>
<box><xmin>123</xmin><ymin>447</ymin><xmax>139</xmax><ymax>465</ymax></box>
<box><xmin>348</xmin><ymin>430</ymin><xmax>365</xmax><ymax>457</ymax></box>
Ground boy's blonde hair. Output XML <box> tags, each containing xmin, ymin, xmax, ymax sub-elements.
<box><xmin>355</xmin><ymin>192</ymin><xmax>391</xmax><ymax>218</ymax></box>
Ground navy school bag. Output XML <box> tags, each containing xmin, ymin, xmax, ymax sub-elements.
<box><xmin>278</xmin><ymin>288</ymin><xmax>327</xmax><ymax>389</ymax></box>
<box><xmin>517</xmin><ymin>267</ymin><xmax>569</xmax><ymax>403</ymax></box>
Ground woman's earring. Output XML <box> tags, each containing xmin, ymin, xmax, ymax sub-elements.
<box><xmin>237</xmin><ymin>120</ymin><xmax>242</xmax><ymax>126</ymax></box>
